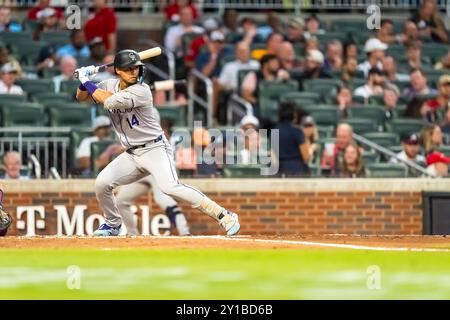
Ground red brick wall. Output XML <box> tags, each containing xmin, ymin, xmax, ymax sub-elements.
<box><xmin>4</xmin><ymin>191</ymin><xmax>422</xmax><ymax>236</ymax></box>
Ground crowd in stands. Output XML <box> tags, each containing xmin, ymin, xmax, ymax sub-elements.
<box><xmin>2</xmin><ymin>0</ymin><xmax>450</xmax><ymax>178</ymax></box>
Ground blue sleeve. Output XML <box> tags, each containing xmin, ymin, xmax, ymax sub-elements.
<box><xmin>195</xmin><ymin>53</ymin><xmax>209</xmax><ymax>71</ymax></box>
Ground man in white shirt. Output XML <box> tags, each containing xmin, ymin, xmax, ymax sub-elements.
<box><xmin>52</xmin><ymin>55</ymin><xmax>77</xmax><ymax>93</ymax></box>
<box><xmin>353</xmin><ymin>67</ymin><xmax>386</xmax><ymax>100</ymax></box>
<box><xmin>358</xmin><ymin>38</ymin><xmax>387</xmax><ymax>78</ymax></box>
<box><xmin>0</xmin><ymin>62</ymin><xmax>23</xmax><ymax>95</ymax></box>
<box><xmin>76</xmin><ymin>116</ymin><xmax>122</xmax><ymax>175</ymax></box>
<box><xmin>1</xmin><ymin>151</ymin><xmax>30</xmax><ymax>179</ymax></box>
<box><xmin>164</xmin><ymin>6</ymin><xmax>204</xmax><ymax>56</ymax></box>
<box><xmin>218</xmin><ymin>41</ymin><xmax>259</xmax><ymax>92</ymax></box>
<box><xmin>390</xmin><ymin>133</ymin><xmax>425</xmax><ymax>165</ymax></box>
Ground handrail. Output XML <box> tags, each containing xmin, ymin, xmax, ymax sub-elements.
<box><xmin>29</xmin><ymin>154</ymin><xmax>42</xmax><ymax>179</ymax></box>
<box><xmin>50</xmin><ymin>167</ymin><xmax>61</xmax><ymax>180</ymax></box>
<box><xmin>352</xmin><ymin>133</ymin><xmax>434</xmax><ymax>178</ymax></box>
<box><xmin>227</xmin><ymin>93</ymin><xmax>254</xmax><ymax>125</ymax></box>
<box><xmin>188</xmin><ymin>68</ymin><xmax>213</xmax><ymax>127</ymax></box>
<box><xmin>0</xmin><ymin>127</ymin><xmax>72</xmax><ymax>133</ymax></box>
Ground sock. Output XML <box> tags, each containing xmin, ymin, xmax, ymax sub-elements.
<box><xmin>194</xmin><ymin>197</ymin><xmax>226</xmax><ymax>221</ymax></box>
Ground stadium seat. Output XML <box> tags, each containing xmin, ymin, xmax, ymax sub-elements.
<box><xmin>17</xmin><ymin>79</ymin><xmax>55</xmax><ymax>96</ymax></box>
<box><xmin>315</xmin><ymin>32</ymin><xmax>349</xmax><ymax>44</ymax></box>
<box><xmin>362</xmin><ymin>132</ymin><xmax>400</xmax><ymax>149</ymax></box>
<box><xmin>0</xmin><ymin>31</ymin><xmax>32</xmax><ymax>45</ymax></box>
<box><xmin>279</xmin><ymin>91</ymin><xmax>321</xmax><ymax>106</ymax></box>
<box><xmin>42</xmin><ymin>67</ymin><xmax>61</xmax><ymax>79</ymax></box>
<box><xmin>33</xmin><ymin>92</ymin><xmax>72</xmax><ymax>105</ymax></box>
<box><xmin>347</xmin><ymin>105</ymin><xmax>386</xmax><ymax>127</ymax></box>
<box><xmin>302</xmin><ymin>105</ymin><xmax>339</xmax><ymax>127</ymax></box>
<box><xmin>40</xmin><ymin>31</ymin><xmax>71</xmax><ymax>47</ymax></box>
<box><xmin>69</xmin><ymin>128</ymin><xmax>92</xmax><ymax>171</ymax></box>
<box><xmin>438</xmin><ymin>145</ymin><xmax>450</xmax><ymax>157</ymax></box>
<box><xmin>366</xmin><ymin>163</ymin><xmax>408</xmax><ymax>178</ymax></box>
<box><xmin>60</xmin><ymin>79</ymin><xmax>80</xmax><ymax>97</ymax></box>
<box><xmin>22</xmin><ymin>20</ymin><xmax>40</xmax><ymax>32</ymax></box>
<box><xmin>0</xmin><ymin>103</ymin><xmax>44</xmax><ymax>127</ymax></box>
<box><xmin>302</xmin><ymin>79</ymin><xmax>341</xmax><ymax>96</ymax></box>
<box><xmin>309</xmin><ymin>163</ymin><xmax>321</xmax><ymax>177</ymax></box>
<box><xmin>259</xmin><ymin>80</ymin><xmax>299</xmax><ymax>122</ymax></box>
<box><xmin>385</xmin><ymin>119</ymin><xmax>426</xmax><ymax>139</ymax></box>
<box><xmin>47</xmin><ymin>105</ymin><xmax>92</xmax><ymax>128</ymax></box>
<box><xmin>222</xmin><ymin>164</ymin><xmax>265</xmax><ymax>178</ymax></box>
<box><xmin>331</xmin><ymin>20</ymin><xmax>366</xmax><ymax>33</ymax></box>
<box><xmin>90</xmin><ymin>140</ymin><xmax>116</xmax><ymax>177</ymax></box>
<box><xmin>362</xmin><ymin>150</ymin><xmax>379</xmax><ymax>164</ymax></box>
<box><xmin>317</xmin><ymin>125</ymin><xmax>334</xmax><ymax>138</ymax></box>
<box><xmin>0</xmin><ymin>94</ymin><xmax>26</xmax><ymax>105</ymax></box>
<box><xmin>389</xmin><ymin>145</ymin><xmax>404</xmax><ymax>154</ymax></box>
<box><xmin>157</xmin><ymin>104</ymin><xmax>187</xmax><ymax>127</ymax></box>
<box><xmin>11</xmin><ymin>41</ymin><xmax>47</xmax><ymax>65</ymax></box>
<box><xmin>341</xmin><ymin>118</ymin><xmax>378</xmax><ymax>134</ymax></box>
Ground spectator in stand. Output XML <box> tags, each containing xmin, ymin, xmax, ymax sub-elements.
<box><xmin>403</xmin><ymin>68</ymin><xmax>438</xmax><ymax>98</ymax></box>
<box><xmin>27</xmin><ymin>0</ymin><xmax>64</xmax><ymax>24</ymax></box>
<box><xmin>410</xmin><ymin>0</ymin><xmax>448</xmax><ymax>43</ymax></box>
<box><xmin>33</xmin><ymin>7</ymin><xmax>60</xmax><ymax>41</ymax></box>
<box><xmin>36</xmin><ymin>45</ymin><xmax>58</xmax><ymax>77</ymax></box>
<box><xmin>53</xmin><ymin>56</ymin><xmax>77</xmax><ymax>93</ymax></box>
<box><xmin>404</xmin><ymin>40</ymin><xmax>423</xmax><ymax>71</ymax></box>
<box><xmin>257</xmin><ymin>11</ymin><xmax>283</xmax><ymax>40</ymax></box>
<box><xmin>286</xmin><ymin>16</ymin><xmax>305</xmax><ymax>44</ymax></box>
<box><xmin>425</xmin><ymin>152</ymin><xmax>450</xmax><ymax>177</ymax></box>
<box><xmin>196</xmin><ymin>30</ymin><xmax>231</xmax><ymax>78</ymax></box>
<box><xmin>427</xmin><ymin>75</ymin><xmax>450</xmax><ymax>113</ymax></box>
<box><xmin>79</xmin><ymin>37</ymin><xmax>106</xmax><ymax>67</ymax></box>
<box><xmin>241</xmin><ymin>54</ymin><xmax>289</xmax><ymax>106</ymax></box>
<box><xmin>404</xmin><ymin>96</ymin><xmax>434</xmax><ymax>122</ymax></box>
<box><xmin>218</xmin><ymin>41</ymin><xmax>259</xmax><ymax>92</ymax></box>
<box><xmin>1</xmin><ymin>151</ymin><xmax>30</xmax><ymax>180</ymax></box>
<box><xmin>294</xmin><ymin>49</ymin><xmax>331</xmax><ymax>90</ymax></box>
<box><xmin>390</xmin><ymin>133</ymin><xmax>426</xmax><ymax>165</ymax></box>
<box><xmin>231</xmin><ymin>17</ymin><xmax>264</xmax><ymax>45</ymax></box>
<box><xmin>304</xmin><ymin>14</ymin><xmax>325</xmax><ymax>39</ymax></box>
<box><xmin>335</xmin><ymin>85</ymin><xmax>355</xmax><ymax>117</ymax></box>
<box><xmin>434</xmin><ymin>49</ymin><xmax>450</xmax><ymax>70</ymax></box>
<box><xmin>273</xmin><ymin>102</ymin><xmax>310</xmax><ymax>176</ymax></box>
<box><xmin>276</xmin><ymin>41</ymin><xmax>301</xmax><ymax>70</ymax></box>
<box><xmin>0</xmin><ymin>63</ymin><xmax>23</xmax><ymax>95</ymax></box>
<box><xmin>321</xmin><ymin>123</ymin><xmax>354</xmax><ymax>175</ymax></box>
<box><xmin>0</xmin><ymin>7</ymin><xmax>22</xmax><ymax>32</ymax></box>
<box><xmin>440</xmin><ymin>106</ymin><xmax>450</xmax><ymax>137</ymax></box>
<box><xmin>339</xmin><ymin>142</ymin><xmax>366</xmax><ymax>178</ymax></box>
<box><xmin>375</xmin><ymin>19</ymin><xmax>396</xmax><ymax>44</ymax></box>
<box><xmin>301</xmin><ymin>116</ymin><xmax>319</xmax><ymax>164</ymax></box>
<box><xmin>164</xmin><ymin>6</ymin><xmax>204</xmax><ymax>57</ymax></box>
<box><xmin>238</xmin><ymin>114</ymin><xmax>261</xmax><ymax>165</ymax></box>
<box><xmin>343</xmin><ymin>41</ymin><xmax>358</xmax><ymax>61</ymax></box>
<box><xmin>164</xmin><ymin>0</ymin><xmax>199</xmax><ymax>23</ymax></box>
<box><xmin>0</xmin><ymin>47</ymin><xmax>22</xmax><ymax>79</ymax></box>
<box><xmin>222</xmin><ymin>9</ymin><xmax>238</xmax><ymax>35</ymax></box>
<box><xmin>84</xmin><ymin>0</ymin><xmax>117</xmax><ymax>53</ymax></box>
<box><xmin>323</xmin><ymin>40</ymin><xmax>343</xmax><ymax>72</ymax></box>
<box><xmin>382</xmin><ymin>55</ymin><xmax>410</xmax><ymax>82</ymax></box>
<box><xmin>56</xmin><ymin>30</ymin><xmax>90</xmax><ymax>63</ymax></box>
<box><xmin>383</xmin><ymin>84</ymin><xmax>400</xmax><ymax>120</ymax></box>
<box><xmin>251</xmin><ymin>32</ymin><xmax>284</xmax><ymax>61</ymax></box>
<box><xmin>341</xmin><ymin>57</ymin><xmax>359</xmax><ymax>83</ymax></box>
<box><xmin>353</xmin><ymin>67</ymin><xmax>386</xmax><ymax>100</ymax></box>
<box><xmin>358</xmin><ymin>38</ymin><xmax>387</xmax><ymax>78</ymax></box>
<box><xmin>76</xmin><ymin>116</ymin><xmax>122</xmax><ymax>176</ymax></box>
<box><xmin>420</xmin><ymin>123</ymin><xmax>443</xmax><ymax>154</ymax></box>
<box><xmin>304</xmin><ymin>36</ymin><xmax>319</xmax><ymax>56</ymax></box>
<box><xmin>184</xmin><ymin>17</ymin><xmax>220</xmax><ymax>69</ymax></box>
<box><xmin>399</xmin><ymin>20</ymin><xmax>421</xmax><ymax>44</ymax></box>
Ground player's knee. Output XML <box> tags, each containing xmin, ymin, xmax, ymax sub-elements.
<box><xmin>94</xmin><ymin>176</ymin><xmax>112</xmax><ymax>195</ymax></box>
<box><xmin>158</xmin><ymin>181</ymin><xmax>179</xmax><ymax>197</ymax></box>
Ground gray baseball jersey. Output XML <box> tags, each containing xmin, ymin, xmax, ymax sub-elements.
<box><xmin>98</xmin><ymin>79</ymin><xmax>163</xmax><ymax>148</ymax></box>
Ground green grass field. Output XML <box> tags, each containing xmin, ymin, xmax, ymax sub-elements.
<box><xmin>1</xmin><ymin>248</ymin><xmax>450</xmax><ymax>299</ymax></box>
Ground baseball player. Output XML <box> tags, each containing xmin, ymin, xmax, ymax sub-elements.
<box><xmin>75</xmin><ymin>49</ymin><xmax>240</xmax><ymax>236</ymax></box>
<box><xmin>0</xmin><ymin>184</ymin><xmax>12</xmax><ymax>237</ymax></box>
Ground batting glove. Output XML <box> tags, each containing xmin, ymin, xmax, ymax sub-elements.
<box><xmin>75</xmin><ymin>66</ymin><xmax>98</xmax><ymax>84</ymax></box>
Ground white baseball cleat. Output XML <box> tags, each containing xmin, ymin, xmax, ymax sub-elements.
<box><xmin>218</xmin><ymin>211</ymin><xmax>240</xmax><ymax>236</ymax></box>
<box><xmin>93</xmin><ymin>223</ymin><xmax>121</xmax><ymax>236</ymax></box>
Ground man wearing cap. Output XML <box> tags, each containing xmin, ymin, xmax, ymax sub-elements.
<box><xmin>76</xmin><ymin>116</ymin><xmax>122</xmax><ymax>175</ymax></box>
<box><xmin>238</xmin><ymin>114</ymin><xmax>261</xmax><ymax>165</ymax></box>
<box><xmin>353</xmin><ymin>67</ymin><xmax>386</xmax><ymax>100</ymax></box>
<box><xmin>294</xmin><ymin>49</ymin><xmax>331</xmax><ymax>90</ymax></box>
<box><xmin>286</xmin><ymin>17</ymin><xmax>305</xmax><ymax>44</ymax></box>
<box><xmin>427</xmin><ymin>74</ymin><xmax>450</xmax><ymax>112</ymax></box>
<box><xmin>390</xmin><ymin>133</ymin><xmax>426</xmax><ymax>167</ymax></box>
<box><xmin>196</xmin><ymin>30</ymin><xmax>232</xmax><ymax>79</ymax></box>
<box><xmin>0</xmin><ymin>63</ymin><xmax>23</xmax><ymax>95</ymax></box>
<box><xmin>358</xmin><ymin>38</ymin><xmax>387</xmax><ymax>78</ymax></box>
<box><xmin>425</xmin><ymin>151</ymin><xmax>450</xmax><ymax>177</ymax></box>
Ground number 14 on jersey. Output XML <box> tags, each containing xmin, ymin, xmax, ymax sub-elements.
<box><xmin>126</xmin><ymin>114</ymin><xmax>140</xmax><ymax>129</ymax></box>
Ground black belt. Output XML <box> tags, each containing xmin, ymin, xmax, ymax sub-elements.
<box><xmin>126</xmin><ymin>135</ymin><xmax>163</xmax><ymax>154</ymax></box>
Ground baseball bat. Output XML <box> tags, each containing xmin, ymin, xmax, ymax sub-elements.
<box><xmin>74</xmin><ymin>47</ymin><xmax>162</xmax><ymax>79</ymax></box>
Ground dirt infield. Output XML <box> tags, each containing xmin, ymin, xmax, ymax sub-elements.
<box><xmin>1</xmin><ymin>235</ymin><xmax>449</xmax><ymax>251</ymax></box>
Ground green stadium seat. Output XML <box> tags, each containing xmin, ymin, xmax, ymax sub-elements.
<box><xmin>366</xmin><ymin>163</ymin><xmax>407</xmax><ymax>178</ymax></box>
<box><xmin>0</xmin><ymin>31</ymin><xmax>32</xmax><ymax>45</ymax></box>
<box><xmin>316</xmin><ymin>32</ymin><xmax>349</xmax><ymax>44</ymax></box>
<box><xmin>40</xmin><ymin>31</ymin><xmax>71</xmax><ymax>47</ymax></box>
<box><xmin>0</xmin><ymin>94</ymin><xmax>26</xmax><ymax>105</ymax></box>
<box><xmin>157</xmin><ymin>104</ymin><xmax>187</xmax><ymax>127</ymax></box>
<box><xmin>90</xmin><ymin>140</ymin><xmax>116</xmax><ymax>177</ymax></box>
<box><xmin>302</xmin><ymin>105</ymin><xmax>338</xmax><ymax>127</ymax></box>
<box><xmin>362</xmin><ymin>150</ymin><xmax>379</xmax><ymax>164</ymax></box>
<box><xmin>33</xmin><ymin>92</ymin><xmax>72</xmax><ymax>105</ymax></box>
<box><xmin>0</xmin><ymin>103</ymin><xmax>44</xmax><ymax>127</ymax></box>
<box><xmin>389</xmin><ymin>145</ymin><xmax>404</xmax><ymax>154</ymax></box>
<box><xmin>259</xmin><ymin>80</ymin><xmax>299</xmax><ymax>122</ymax></box>
<box><xmin>309</xmin><ymin>163</ymin><xmax>321</xmax><ymax>177</ymax></box>
<box><xmin>302</xmin><ymin>79</ymin><xmax>341</xmax><ymax>96</ymax></box>
<box><xmin>17</xmin><ymin>79</ymin><xmax>55</xmax><ymax>96</ymax></box>
<box><xmin>22</xmin><ymin>20</ymin><xmax>41</xmax><ymax>32</ymax></box>
<box><xmin>279</xmin><ymin>91</ymin><xmax>321</xmax><ymax>106</ymax></box>
<box><xmin>10</xmin><ymin>41</ymin><xmax>47</xmax><ymax>65</ymax></box>
<box><xmin>47</xmin><ymin>105</ymin><xmax>91</xmax><ymax>128</ymax></box>
<box><xmin>331</xmin><ymin>20</ymin><xmax>366</xmax><ymax>33</ymax></box>
<box><xmin>60</xmin><ymin>79</ymin><xmax>80</xmax><ymax>97</ymax></box>
<box><xmin>42</xmin><ymin>67</ymin><xmax>61</xmax><ymax>79</ymax></box>
<box><xmin>385</xmin><ymin>118</ymin><xmax>426</xmax><ymax>139</ymax></box>
<box><xmin>69</xmin><ymin>127</ymin><xmax>92</xmax><ymax>171</ymax></box>
<box><xmin>347</xmin><ymin>105</ymin><xmax>386</xmax><ymax>127</ymax></box>
<box><xmin>222</xmin><ymin>164</ymin><xmax>265</xmax><ymax>178</ymax></box>
<box><xmin>438</xmin><ymin>145</ymin><xmax>450</xmax><ymax>157</ymax></box>
<box><xmin>342</xmin><ymin>118</ymin><xmax>378</xmax><ymax>134</ymax></box>
<box><xmin>362</xmin><ymin>132</ymin><xmax>400</xmax><ymax>149</ymax></box>
<box><xmin>317</xmin><ymin>125</ymin><xmax>334</xmax><ymax>138</ymax></box>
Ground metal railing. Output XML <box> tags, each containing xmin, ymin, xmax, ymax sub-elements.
<box><xmin>0</xmin><ymin>127</ymin><xmax>71</xmax><ymax>179</ymax></box>
<box><xmin>352</xmin><ymin>133</ymin><xmax>434</xmax><ymax>177</ymax></box>
<box><xmin>227</xmin><ymin>93</ymin><xmax>254</xmax><ymax>125</ymax></box>
<box><xmin>187</xmin><ymin>68</ymin><xmax>213</xmax><ymax>127</ymax></box>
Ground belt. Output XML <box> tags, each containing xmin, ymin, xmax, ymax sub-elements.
<box><xmin>126</xmin><ymin>135</ymin><xmax>163</xmax><ymax>154</ymax></box>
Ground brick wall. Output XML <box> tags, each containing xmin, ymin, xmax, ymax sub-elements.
<box><xmin>4</xmin><ymin>188</ymin><xmax>423</xmax><ymax>236</ymax></box>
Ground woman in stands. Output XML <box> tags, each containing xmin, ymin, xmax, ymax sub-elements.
<box><xmin>420</xmin><ymin>123</ymin><xmax>443</xmax><ymax>155</ymax></box>
<box><xmin>339</xmin><ymin>142</ymin><xmax>366</xmax><ymax>178</ymax></box>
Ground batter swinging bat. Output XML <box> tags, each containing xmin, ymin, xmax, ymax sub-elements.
<box><xmin>74</xmin><ymin>47</ymin><xmax>162</xmax><ymax>79</ymax></box>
